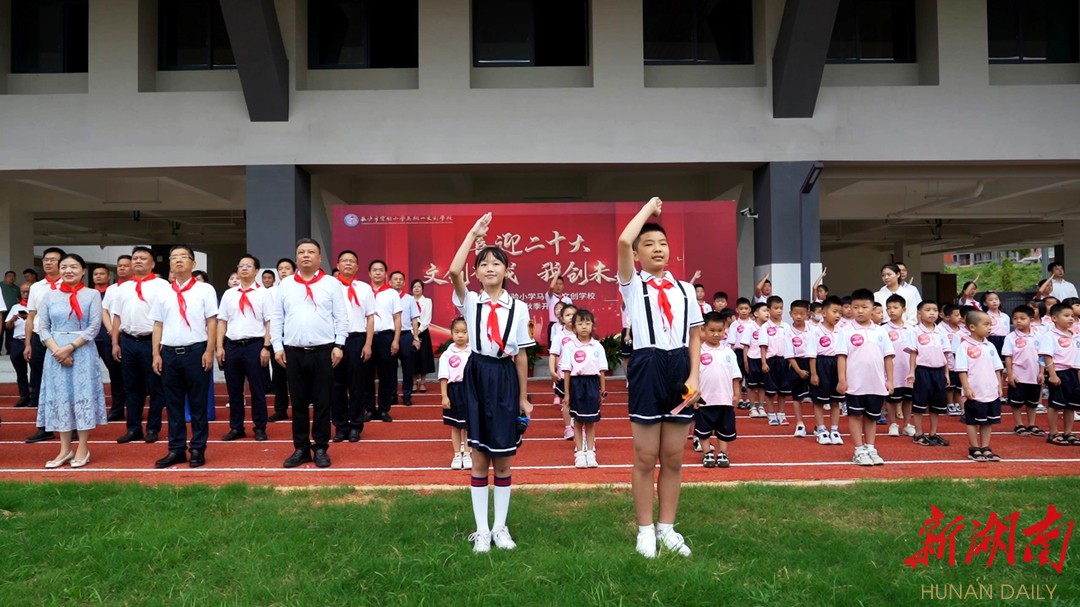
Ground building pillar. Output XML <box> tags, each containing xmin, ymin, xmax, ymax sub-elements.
<box><xmin>0</xmin><ymin>183</ymin><xmax>35</xmax><ymax>277</ymax></box>
<box><xmin>418</xmin><ymin>0</ymin><xmax>469</xmax><ymax>89</ymax></box>
<box><xmin>246</xmin><ymin>166</ymin><xmax>311</xmax><ymax>271</ymax></box>
<box><xmin>752</xmin><ymin>162</ymin><xmax>822</xmax><ymax>304</ymax></box>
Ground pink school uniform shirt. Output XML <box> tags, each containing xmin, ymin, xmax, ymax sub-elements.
<box><xmin>953</xmin><ymin>336</ymin><xmax>1004</xmax><ymax>402</ymax></box>
<box><xmin>699</xmin><ymin>342</ymin><xmax>741</xmax><ymax>407</ymax></box>
<box><xmin>1002</xmin><ymin>330</ymin><xmax>1041</xmax><ymax>385</ymax></box>
<box><xmin>741</xmin><ymin>322</ymin><xmax>766</xmax><ymax>360</ymax></box>
<box><xmin>886</xmin><ymin>321</ymin><xmax>913</xmax><ymax>388</ymax></box>
<box><xmin>1037</xmin><ymin>327</ymin><xmax>1080</xmax><ymax>372</ymax></box>
<box><xmin>836</xmin><ymin>322</ymin><xmax>895</xmax><ymax>396</ymax></box>
<box><xmin>813</xmin><ymin>323</ymin><xmax>840</xmax><ymax>356</ymax></box>
<box><xmin>438</xmin><ymin>344</ymin><xmax>471</xmax><ymax>383</ymax></box>
<box><xmin>909</xmin><ymin>323</ymin><xmax>950</xmax><ymax>369</ymax></box>
<box><xmin>559</xmin><ymin>338</ymin><xmax>608</xmax><ymax>376</ymax></box>
<box><xmin>987</xmin><ymin>310</ymin><xmax>1009</xmax><ymax>337</ymax></box>
<box><xmin>785</xmin><ymin>324</ymin><xmax>817</xmax><ymax>359</ymax></box>
<box><xmin>756</xmin><ymin>319</ymin><xmax>790</xmax><ymax>359</ymax></box>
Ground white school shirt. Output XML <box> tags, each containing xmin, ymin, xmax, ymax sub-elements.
<box><xmin>25</xmin><ymin>276</ymin><xmax>61</xmax><ymax>334</ymax></box>
<box><xmin>698</xmin><ymin>302</ymin><xmax>712</xmax><ymax>315</ymax></box>
<box><xmin>836</xmin><ymin>322</ymin><xmax>894</xmax><ymax>396</ymax></box>
<box><xmin>438</xmin><ymin>344</ymin><xmax>471</xmax><ymax>383</ymax></box>
<box><xmin>109</xmin><ymin>276</ymin><xmax>172</xmax><ymax>337</ymax></box>
<box><xmin>559</xmin><ymin>337</ymin><xmax>608</xmax><ymax>376</ymax></box>
<box><xmin>371</xmin><ymin>285</ymin><xmax>402</xmax><ymax>332</ymax></box>
<box><xmin>546</xmin><ymin>291</ymin><xmax>573</xmax><ymax>323</ymax></box>
<box><xmin>453</xmin><ymin>289</ymin><xmax>534</xmax><ymax>358</ymax></box>
<box><xmin>149</xmin><ymin>279</ymin><xmax>219</xmax><ymax>347</ymax></box>
<box><xmin>269</xmin><ymin>271</ymin><xmax>349</xmax><ymax>349</ymax></box>
<box><xmin>1002</xmin><ymin>330</ymin><xmax>1041</xmax><ymax>385</ymax></box>
<box><xmin>1050</xmin><ymin>278</ymin><xmax>1079</xmax><ymax>301</ymax></box>
<box><xmin>219</xmin><ymin>283</ymin><xmax>272</xmax><ymax>341</ymax></box>
<box><xmin>953</xmin><ymin>336</ymin><xmax>1004</xmax><ymax>402</ymax></box>
<box><xmin>698</xmin><ymin>343</ymin><xmax>741</xmax><ymax>407</ymax></box>
<box><xmin>338</xmin><ymin>279</ymin><xmax>376</xmax><ymax>334</ymax></box>
<box><xmin>415</xmin><ymin>296</ymin><xmax>432</xmax><ymax>332</ymax></box>
<box><xmin>886</xmin><ymin>321</ymin><xmax>913</xmax><ymax>388</ymax></box>
<box><xmin>399</xmin><ymin>292</ymin><xmax>420</xmax><ymax>333</ymax></box>
<box><xmin>7</xmin><ymin>302</ymin><xmax>27</xmax><ymax>337</ymax></box>
<box><xmin>987</xmin><ymin>310</ymin><xmax>1010</xmax><ymax>337</ymax></box>
<box><xmin>619</xmin><ymin>270</ymin><xmax>703</xmax><ymax>351</ymax></box>
<box><xmin>785</xmin><ymin>324</ymin><xmax>817</xmax><ymax>360</ymax></box>
<box><xmin>756</xmin><ymin>319</ymin><xmax>790</xmax><ymax>359</ymax></box>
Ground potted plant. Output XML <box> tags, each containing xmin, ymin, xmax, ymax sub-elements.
<box><xmin>525</xmin><ymin>343</ymin><xmax>545</xmax><ymax>377</ymax></box>
<box><xmin>600</xmin><ymin>333</ymin><xmax>623</xmax><ymax>376</ymax></box>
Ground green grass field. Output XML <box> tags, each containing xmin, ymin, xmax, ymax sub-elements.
<box><xmin>0</xmin><ymin>478</ymin><xmax>1077</xmax><ymax>606</ymax></box>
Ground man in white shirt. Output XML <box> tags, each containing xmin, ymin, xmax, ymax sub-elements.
<box><xmin>23</xmin><ymin>247</ymin><xmax>65</xmax><ymax>444</ymax></box>
<box><xmin>390</xmin><ymin>270</ymin><xmax>421</xmax><ymax>407</ymax></box>
<box><xmin>270</xmin><ymin>239</ymin><xmax>348</xmax><ymax>468</ymax></box>
<box><xmin>1044</xmin><ymin>262</ymin><xmax>1079</xmax><ymax>300</ymax></box>
<box><xmin>267</xmin><ymin>258</ymin><xmax>297</xmax><ymax>422</ymax></box>
<box><xmin>97</xmin><ymin>257</ymin><xmax>129</xmax><ymax>422</ymax></box>
<box><xmin>332</xmin><ymin>250</ymin><xmax>375</xmax><ymax>442</ymax></box>
<box><xmin>365</xmin><ymin>259</ymin><xmax>401</xmax><ymax>422</ymax></box>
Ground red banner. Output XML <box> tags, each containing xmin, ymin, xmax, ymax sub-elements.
<box><xmin>332</xmin><ymin>201</ymin><xmax>737</xmax><ymax>350</ymax></box>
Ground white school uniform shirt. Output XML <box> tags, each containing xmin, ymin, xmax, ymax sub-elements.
<box><xmin>1049</xmin><ymin>278</ymin><xmax>1079</xmax><ymax>301</ymax></box>
<box><xmin>399</xmin><ymin>292</ymin><xmax>420</xmax><ymax>333</ymax></box>
<box><xmin>953</xmin><ymin>336</ymin><xmax>1004</xmax><ymax>402</ymax></box>
<box><xmin>108</xmin><ymin>275</ymin><xmax>172</xmax><ymax>337</ymax></box>
<box><xmin>698</xmin><ymin>342</ymin><xmax>741</xmax><ymax>407</ymax></box>
<box><xmin>753</xmin><ymin>295</ymin><xmax>767</xmax><ymax>304</ymax></box>
<box><xmin>836</xmin><ymin>322</ymin><xmax>894</xmax><ymax>396</ymax></box>
<box><xmin>698</xmin><ymin>302</ymin><xmax>712</xmax><ymax>315</ymax></box>
<box><xmin>269</xmin><ymin>271</ymin><xmax>349</xmax><ymax>349</ymax></box>
<box><xmin>438</xmin><ymin>344</ymin><xmax>471</xmax><ymax>383</ymax></box>
<box><xmin>414</xmin><ymin>296</ymin><xmax>432</xmax><ymax>332</ymax></box>
<box><xmin>338</xmin><ymin>278</ymin><xmax>376</xmax><ymax>334</ymax></box>
<box><xmin>453</xmin><ymin>289</ymin><xmax>534</xmax><ymax>358</ymax></box>
<box><xmin>7</xmin><ymin>302</ymin><xmax>28</xmax><ymax>337</ymax></box>
<box><xmin>371</xmin><ymin>285</ymin><xmax>402</xmax><ymax>332</ymax></box>
<box><xmin>987</xmin><ymin>309</ymin><xmax>1010</xmax><ymax>337</ymax></box>
<box><xmin>149</xmin><ymin>279</ymin><xmax>219</xmax><ymax>347</ymax></box>
<box><xmin>219</xmin><ymin>282</ymin><xmax>272</xmax><ymax>341</ymax></box>
<box><xmin>559</xmin><ymin>337</ymin><xmax>608</xmax><ymax>376</ymax></box>
<box><xmin>1002</xmin><ymin>329</ymin><xmax>1041</xmax><ymax>385</ymax></box>
<box><xmin>619</xmin><ymin>270</ymin><xmax>703</xmax><ymax>350</ymax></box>
<box><xmin>546</xmin><ymin>291</ymin><xmax>573</xmax><ymax>324</ymax></box>
<box><xmin>25</xmin><ymin>276</ymin><xmax>61</xmax><ymax>334</ymax></box>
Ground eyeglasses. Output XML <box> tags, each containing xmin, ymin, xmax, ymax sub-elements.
<box><xmin>169</xmin><ymin>255</ymin><xmax>192</xmax><ymax>261</ymax></box>
<box><xmin>237</xmin><ymin>263</ymin><xmax>255</xmax><ymax>269</ymax></box>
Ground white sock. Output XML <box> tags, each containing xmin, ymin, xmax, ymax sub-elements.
<box><xmin>470</xmin><ymin>477</ymin><xmax>489</xmax><ymax>533</ymax></box>
<box><xmin>493</xmin><ymin>476</ymin><xmax>512</xmax><ymax>530</ymax></box>
<box><xmin>830</xmin><ymin>425</ymin><xmax>839</xmax><ymax>432</ymax></box>
<box><xmin>638</xmin><ymin>524</ymin><xmax>654</xmax><ymax>535</ymax></box>
<box><xmin>656</xmin><ymin>522</ymin><xmax>673</xmax><ymax>535</ymax></box>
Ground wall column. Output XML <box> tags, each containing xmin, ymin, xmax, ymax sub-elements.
<box><xmin>246</xmin><ymin>166</ymin><xmax>311</xmax><ymax>270</ymax></box>
<box><xmin>752</xmin><ymin>162</ymin><xmax>823</xmax><ymax>304</ymax></box>
<box><xmin>0</xmin><ymin>183</ymin><xmax>35</xmax><ymax>277</ymax></box>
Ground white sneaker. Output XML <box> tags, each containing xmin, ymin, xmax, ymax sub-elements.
<box><xmin>829</xmin><ymin>430</ymin><xmax>844</xmax><ymax>445</ymax></box>
<box><xmin>451</xmin><ymin>453</ymin><xmax>464</xmax><ymax>470</ymax></box>
<box><xmin>692</xmin><ymin>437</ymin><xmax>702</xmax><ymax>452</ymax></box>
<box><xmin>768</xmin><ymin>416</ymin><xmax>780</xmax><ymax>426</ymax></box>
<box><xmin>887</xmin><ymin>423</ymin><xmax>900</xmax><ymax>437</ymax></box>
<box><xmin>1036</xmin><ymin>404</ymin><xmax>1047</xmax><ymax>414</ymax></box>
<box><xmin>1074</xmin><ymin>412</ymin><xmax>1080</xmax><ymax>422</ymax></box>
<box><xmin>778</xmin><ymin>414</ymin><xmax>790</xmax><ymax>426</ymax></box>
<box><xmin>816</xmin><ymin>429</ymin><xmax>830</xmax><ymax>445</ymax></box>
<box><xmin>793</xmin><ymin>424</ymin><xmax>806</xmax><ymax>437</ymax></box>
<box><xmin>492</xmin><ymin>526</ymin><xmax>517</xmax><ymax>550</ymax></box>
<box><xmin>823</xmin><ymin>403</ymin><xmax>831</xmax><ymax>411</ymax></box>
<box><xmin>903</xmin><ymin>424</ymin><xmax>917</xmax><ymax>437</ymax></box>
<box><xmin>585</xmin><ymin>450</ymin><xmax>598</xmax><ymax>468</ymax></box>
<box><xmin>461</xmin><ymin>452</ymin><xmax>473</xmax><ymax>468</ymax></box>
<box><xmin>469</xmin><ymin>531</ymin><xmax>491</xmax><ymax>553</ymax></box>
<box><xmin>867</xmin><ymin>446</ymin><xmax>885</xmax><ymax>465</ymax></box>
<box><xmin>574</xmin><ymin>450</ymin><xmax>587</xmax><ymax>468</ymax></box>
<box><xmin>839</xmin><ymin>402</ymin><xmax>848</xmax><ymax>416</ymax></box>
<box><xmin>636</xmin><ymin>527</ymin><xmax>657</xmax><ymax>559</ymax></box>
<box><xmin>658</xmin><ymin>527</ymin><xmax>692</xmax><ymax>557</ymax></box>
<box><xmin>853</xmin><ymin>447</ymin><xmax>873</xmax><ymax>466</ymax></box>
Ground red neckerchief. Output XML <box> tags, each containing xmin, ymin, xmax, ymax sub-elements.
<box><xmin>172</xmin><ymin>278</ymin><xmax>197</xmax><ymax>328</ymax></box>
<box><xmin>338</xmin><ymin>275</ymin><xmax>360</xmax><ymax>307</ymax></box>
<box><xmin>294</xmin><ymin>270</ymin><xmax>324</xmax><ymax>307</ymax></box>
<box><xmin>94</xmin><ymin>285</ymin><xmax>108</xmax><ymax>295</ymax></box>
<box><xmin>59</xmin><ymin>282</ymin><xmax>85</xmax><ymax>321</ymax></box>
<box><xmin>486</xmin><ymin>301</ymin><xmax>504</xmax><ymax>353</ymax></box>
<box><xmin>646</xmin><ymin>277</ymin><xmax>674</xmax><ymax>329</ymax></box>
<box><xmin>131</xmin><ymin>274</ymin><xmax>155</xmax><ymax>302</ymax></box>
<box><xmin>372</xmin><ymin>283</ymin><xmax>391</xmax><ymax>296</ymax></box>
<box><xmin>238</xmin><ymin>285</ymin><xmax>257</xmax><ymax>317</ymax></box>
<box><xmin>18</xmin><ymin>298</ymin><xmax>27</xmax><ymax>306</ymax></box>
<box><xmin>45</xmin><ymin>275</ymin><xmax>60</xmax><ymax>291</ymax></box>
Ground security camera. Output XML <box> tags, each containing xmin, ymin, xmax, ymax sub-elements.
<box><xmin>740</xmin><ymin>208</ymin><xmax>758</xmax><ymax>219</ymax></box>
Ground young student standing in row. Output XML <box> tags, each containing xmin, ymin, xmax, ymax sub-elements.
<box><xmin>954</xmin><ymin>310</ymin><xmax>1004</xmax><ymax>461</ymax></box>
<box><xmin>548</xmin><ymin>303</ymin><xmax>577</xmax><ymax>440</ymax></box>
<box><xmin>561</xmin><ymin>309</ymin><xmax>608</xmax><ymax>469</ymax></box>
<box><xmin>941</xmin><ymin>304</ymin><xmax>964</xmax><ymax>416</ymax></box>
<box><xmin>618</xmin><ymin>197</ymin><xmax>702</xmax><ymax>559</ymax></box>
<box><xmin>758</xmin><ymin>295</ymin><xmax>791</xmax><ymax>427</ymax></box>
<box><xmin>1002</xmin><ymin>305</ymin><xmax>1045</xmax><ymax>436</ymax></box>
<box><xmin>727</xmin><ymin>298</ymin><xmax>753</xmax><ymax>410</ymax></box>
<box><xmin>439</xmin><ymin>317</ymin><xmax>472</xmax><ymax>470</ymax></box>
<box><xmin>712</xmin><ymin>292</ymin><xmax>728</xmax><ymax>313</ymax></box>
<box><xmin>1038</xmin><ymin>303</ymin><xmax>1080</xmax><ymax>446</ymax></box>
<box><xmin>837</xmin><ymin>289</ymin><xmax>894</xmax><ymax>466</ymax></box>
<box><xmin>696</xmin><ymin>311</ymin><xmax>741</xmax><ymax>468</ymax></box>
<box><xmin>694</xmin><ymin>284</ymin><xmax>712</xmax><ymax>316</ymax></box>
<box><xmin>984</xmin><ymin>292</ymin><xmax>1009</xmax><ymax>356</ymax></box>
<box><xmin>784</xmin><ymin>300</ymin><xmax>814</xmax><ymax>437</ymax></box>
<box><xmin>741</xmin><ymin>302</ymin><xmax>768</xmax><ymax>418</ymax></box>
<box><xmin>907</xmin><ymin>301</ymin><xmax>951</xmax><ymax>447</ymax></box>
<box><xmin>809</xmin><ymin>296</ymin><xmax>844</xmax><ymax>445</ymax></box>
<box><xmin>884</xmin><ymin>295</ymin><xmax>914</xmax><ymax>437</ymax></box>
<box><xmin>449</xmin><ymin>213</ymin><xmax>534</xmax><ymax>553</ymax></box>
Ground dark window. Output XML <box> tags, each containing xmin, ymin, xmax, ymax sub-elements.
<box><xmin>643</xmin><ymin>0</ymin><xmax>753</xmax><ymax>65</ymax></box>
<box><xmin>827</xmin><ymin>0</ymin><xmax>916</xmax><ymax>62</ymax></box>
<box><xmin>309</xmin><ymin>0</ymin><xmax>418</xmax><ymax>69</ymax></box>
<box><xmin>159</xmin><ymin>0</ymin><xmax>235</xmax><ymax>70</ymax></box>
<box><xmin>11</xmin><ymin>0</ymin><xmax>88</xmax><ymax>74</ymax></box>
<box><xmin>472</xmin><ymin>0</ymin><xmax>589</xmax><ymax>67</ymax></box>
<box><xmin>988</xmin><ymin>0</ymin><xmax>1079</xmax><ymax>62</ymax></box>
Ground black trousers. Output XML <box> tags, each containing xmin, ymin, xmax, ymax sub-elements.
<box><xmin>29</xmin><ymin>334</ymin><xmax>45</xmax><ymax>407</ymax></box>
<box><xmin>396</xmin><ymin>330</ymin><xmax>414</xmax><ymax>400</ymax></box>
<box><xmin>95</xmin><ymin>339</ymin><xmax>126</xmax><ymax>416</ymax></box>
<box><xmin>285</xmin><ymin>345</ymin><xmax>334</xmax><ymax>451</ymax></box>
<box><xmin>121</xmin><ymin>334</ymin><xmax>165</xmax><ymax>435</ymax></box>
<box><xmin>161</xmin><ymin>343</ymin><xmax>211</xmax><ymax>453</ymax></box>
<box><xmin>224</xmin><ymin>339</ymin><xmax>268</xmax><ymax>431</ymax></box>
<box><xmin>370</xmin><ymin>330</ymin><xmax>397</xmax><ymax>414</ymax></box>
<box><xmin>270</xmin><ymin>347</ymin><xmax>290</xmax><ymax>414</ymax></box>
<box><xmin>9</xmin><ymin>339</ymin><xmax>29</xmax><ymax>399</ymax></box>
<box><xmin>332</xmin><ymin>332</ymin><xmax>370</xmax><ymax>432</ymax></box>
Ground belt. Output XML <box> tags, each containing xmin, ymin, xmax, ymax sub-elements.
<box><xmin>347</xmin><ymin>332</ymin><xmax>367</xmax><ymax>338</ymax></box>
<box><xmin>375</xmin><ymin>330</ymin><xmax>395</xmax><ymax>336</ymax></box>
<box><xmin>161</xmin><ymin>342</ymin><xmax>205</xmax><ymax>355</ymax></box>
<box><xmin>225</xmin><ymin>337</ymin><xmax>262</xmax><ymax>346</ymax></box>
<box><xmin>122</xmin><ymin>332</ymin><xmax>152</xmax><ymax>341</ymax></box>
<box><xmin>284</xmin><ymin>343</ymin><xmax>334</xmax><ymax>352</ymax></box>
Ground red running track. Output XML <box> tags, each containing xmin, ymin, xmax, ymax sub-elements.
<box><xmin>0</xmin><ymin>379</ymin><xmax>1077</xmax><ymax>487</ymax></box>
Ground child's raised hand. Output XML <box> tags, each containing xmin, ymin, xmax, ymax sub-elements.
<box><xmin>645</xmin><ymin>197</ymin><xmax>663</xmax><ymax>216</ymax></box>
<box><xmin>470</xmin><ymin>213</ymin><xmax>492</xmax><ymax>239</ymax></box>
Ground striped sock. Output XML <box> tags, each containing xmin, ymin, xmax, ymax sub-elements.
<box><xmin>470</xmin><ymin>476</ymin><xmax>489</xmax><ymax>534</ymax></box>
<box><xmin>493</xmin><ymin>475</ymin><xmax>512</xmax><ymax>531</ymax></box>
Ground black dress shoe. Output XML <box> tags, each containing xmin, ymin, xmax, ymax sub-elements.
<box><xmin>267</xmin><ymin>412</ymin><xmax>289</xmax><ymax>423</ymax></box>
<box><xmin>107</xmin><ymin>409</ymin><xmax>125</xmax><ymax>422</ymax></box>
<box><xmin>155</xmin><ymin>451</ymin><xmax>187</xmax><ymax>468</ymax></box>
<box><xmin>362</xmin><ymin>411</ymin><xmax>374</xmax><ymax>422</ymax></box>
<box><xmin>189</xmin><ymin>449</ymin><xmax>205</xmax><ymax>468</ymax></box>
<box><xmin>348</xmin><ymin>428</ymin><xmax>361</xmax><ymax>442</ymax></box>
<box><xmin>379</xmin><ymin>412</ymin><xmax>393</xmax><ymax>422</ymax></box>
<box><xmin>254</xmin><ymin>428</ymin><xmax>268</xmax><ymax>441</ymax></box>
<box><xmin>145</xmin><ymin>431</ymin><xmax>159</xmax><ymax>443</ymax></box>
<box><xmin>13</xmin><ymin>397</ymin><xmax>30</xmax><ymax>408</ymax></box>
<box><xmin>332</xmin><ymin>430</ymin><xmax>348</xmax><ymax>443</ymax></box>
<box><xmin>402</xmin><ymin>398</ymin><xmax>413</xmax><ymax>407</ymax></box>
<box><xmin>221</xmin><ymin>428</ymin><xmax>246</xmax><ymax>441</ymax></box>
<box><xmin>314</xmin><ymin>448</ymin><xmax>331</xmax><ymax>468</ymax></box>
<box><xmin>116</xmin><ymin>430</ymin><xmax>143</xmax><ymax>444</ymax></box>
<box><xmin>24</xmin><ymin>429</ymin><xmax>55</xmax><ymax>443</ymax></box>
<box><xmin>283</xmin><ymin>449</ymin><xmax>312</xmax><ymax>468</ymax></box>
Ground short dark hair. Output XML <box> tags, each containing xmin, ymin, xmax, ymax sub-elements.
<box><xmin>58</xmin><ymin>253</ymin><xmax>86</xmax><ymax>269</ymax></box>
<box><xmin>262</xmin><ymin>269</ymin><xmax>276</xmax><ymax>279</ymax></box>
<box><xmin>719</xmin><ymin>308</ymin><xmax>736</xmax><ymax>323</ymax></box>
<box><xmin>368</xmin><ymin>259</ymin><xmax>387</xmax><ymax>272</ymax></box>
<box><xmin>41</xmin><ymin>247</ymin><xmax>66</xmax><ymax>260</ymax></box>
<box><xmin>450</xmin><ymin>316</ymin><xmax>468</xmax><ymax>331</ymax></box>
<box><xmin>958</xmin><ymin>304</ymin><xmax>975</xmax><ymax>318</ymax></box>
<box><xmin>337</xmin><ymin>250</ymin><xmax>358</xmax><ymax>262</ymax></box>
<box><xmin>942</xmin><ymin>303</ymin><xmax>960</xmax><ymax>317</ymax></box>
<box><xmin>703</xmin><ymin>310</ymin><xmax>724</xmax><ymax>325</ymax></box>
<box><xmin>192</xmin><ymin>270</ymin><xmax>209</xmax><ymax>281</ymax></box>
<box><xmin>850</xmin><ymin>289</ymin><xmax>875</xmax><ymax>304</ymax></box>
<box><xmin>411</xmin><ymin>279</ymin><xmax>424</xmax><ymax>290</ymax></box>
<box><xmin>132</xmin><ymin>246</ymin><xmax>154</xmax><ymax>258</ymax></box>
<box><xmin>917</xmin><ymin>300</ymin><xmax>938</xmax><ymax>312</ymax></box>
<box><xmin>840</xmin><ymin>296</ymin><xmax>853</xmax><ymax>305</ymax></box>
<box><xmin>1011</xmin><ymin>305</ymin><xmax>1035</xmax><ymax>319</ymax></box>
<box><xmin>1049</xmin><ymin>261</ymin><xmax>1063</xmax><ymax>272</ymax></box>
<box><xmin>169</xmin><ymin>244</ymin><xmax>195</xmax><ymax>258</ymax></box>
<box><xmin>389</xmin><ymin>270</ymin><xmax>405</xmax><ymax>280</ymax></box>
<box><xmin>22</xmin><ymin>268</ymin><xmax>36</xmax><ymax>275</ymax></box>
<box><xmin>766</xmin><ymin>295</ymin><xmax>784</xmax><ymax>307</ymax></box>
<box><xmin>790</xmin><ymin>299</ymin><xmax>810</xmax><ymax>311</ymax></box>
<box><xmin>735</xmin><ymin>297</ymin><xmax>750</xmax><ymax>307</ymax></box>
<box><xmin>1063</xmin><ymin>297</ymin><xmax>1080</xmax><ymax>308</ymax></box>
<box><xmin>295</xmin><ymin>238</ymin><xmax>322</xmax><ymax>253</ymax></box>
<box><xmin>633</xmin><ymin>222</ymin><xmax>666</xmax><ymax>249</ymax></box>
<box><xmin>239</xmin><ymin>253</ymin><xmax>261</xmax><ymax>268</ymax></box>
<box><xmin>817</xmin><ymin>283</ymin><xmax>829</xmax><ymax>294</ymax></box>
<box><xmin>880</xmin><ymin>263</ymin><xmax>901</xmax><ymax>274</ymax></box>
<box><xmin>1051</xmin><ymin>303</ymin><xmax>1071</xmax><ymax>318</ymax></box>
<box><xmin>474</xmin><ymin>247</ymin><xmax>509</xmax><ymax>274</ymax></box>
<box><xmin>276</xmin><ymin>258</ymin><xmax>296</xmax><ymax>271</ymax></box>
<box><xmin>116</xmin><ymin>255</ymin><xmax>132</xmax><ymax>263</ymax></box>
<box><xmin>4</xmin><ymin>270</ymin><xmax>15</xmax><ymax>277</ymax></box>
<box><xmin>573</xmin><ymin>309</ymin><xmax>596</xmax><ymax>325</ymax></box>
<box><xmin>809</xmin><ymin>301</ymin><xmax>822</xmax><ymax>313</ymax></box>
<box><xmin>886</xmin><ymin>294</ymin><xmax>906</xmax><ymax>308</ymax></box>
<box><xmin>872</xmin><ymin>302</ymin><xmax>883</xmax><ymax>309</ymax></box>
<box><xmin>823</xmin><ymin>296</ymin><xmax>843</xmax><ymax>309</ymax></box>
<box><xmin>693</xmin><ymin>283</ymin><xmax>705</xmax><ymax>291</ymax></box>
<box><xmin>713</xmin><ymin>291</ymin><xmax>728</xmax><ymax>301</ymax></box>
<box><xmin>751</xmin><ymin>302</ymin><xmax>768</xmax><ymax>315</ymax></box>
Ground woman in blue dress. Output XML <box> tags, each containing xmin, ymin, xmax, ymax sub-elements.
<box><xmin>37</xmin><ymin>253</ymin><xmax>107</xmax><ymax>468</ymax></box>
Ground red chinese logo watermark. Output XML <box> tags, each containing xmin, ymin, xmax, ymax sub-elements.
<box><xmin>904</xmin><ymin>504</ymin><xmax>1073</xmax><ymax>574</ymax></box>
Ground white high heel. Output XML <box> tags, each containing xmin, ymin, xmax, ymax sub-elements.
<box><xmin>70</xmin><ymin>452</ymin><xmax>91</xmax><ymax>468</ymax></box>
<box><xmin>45</xmin><ymin>452</ymin><xmax>75</xmax><ymax>469</ymax></box>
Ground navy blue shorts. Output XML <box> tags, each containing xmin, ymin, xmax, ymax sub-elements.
<box><xmin>553</xmin><ymin>378</ymin><xmax>566</xmax><ymax>399</ymax></box>
<box><xmin>763</xmin><ymin>356</ymin><xmax>788</xmax><ymax>396</ymax></box>
<box><xmin>947</xmin><ymin>370</ymin><xmax>962</xmax><ymax>393</ymax></box>
<box><xmin>627</xmin><ymin>347</ymin><xmax>692</xmax><ymax>425</ymax></box>
<box><xmin>1048</xmin><ymin>368</ymin><xmax>1080</xmax><ymax>410</ymax></box>
<box><xmin>811</xmin><ymin>355</ymin><xmax>842</xmax><ymax>404</ymax></box>
<box><xmin>442</xmin><ymin>381</ymin><xmax>468</xmax><ymax>429</ymax></box>
<box><xmin>988</xmin><ymin>335</ymin><xmax>1005</xmax><ymax>357</ymax></box>
<box><xmin>463</xmin><ymin>354</ymin><xmax>522</xmax><ymax>456</ymax></box>
<box><xmin>888</xmin><ymin>387</ymin><xmax>914</xmax><ymax>403</ymax></box>
<box><xmin>568</xmin><ymin>375</ymin><xmax>601</xmax><ymax>423</ymax></box>
<box><xmin>913</xmin><ymin>365</ymin><xmax>948</xmax><ymax>414</ymax></box>
<box><xmin>733</xmin><ymin>348</ymin><xmax>746</xmax><ymax>383</ymax></box>
<box><xmin>786</xmin><ymin>358</ymin><xmax>811</xmax><ymax>401</ymax></box>
<box><xmin>845</xmin><ymin>394</ymin><xmax>885</xmax><ymax>418</ymax></box>
<box><xmin>693</xmin><ymin>406</ymin><xmax>736</xmax><ymax>442</ymax></box>
<box><xmin>963</xmin><ymin>398</ymin><xmax>1002</xmax><ymax>426</ymax></box>
<box><xmin>745</xmin><ymin>357</ymin><xmax>764</xmax><ymax>388</ymax></box>
<box><xmin>1007</xmin><ymin>382</ymin><xmax>1040</xmax><ymax>407</ymax></box>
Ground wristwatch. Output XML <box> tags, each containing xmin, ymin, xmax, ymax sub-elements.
<box><xmin>263</xmin><ymin>345</ymin><xmax>272</xmax><ymax>351</ymax></box>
